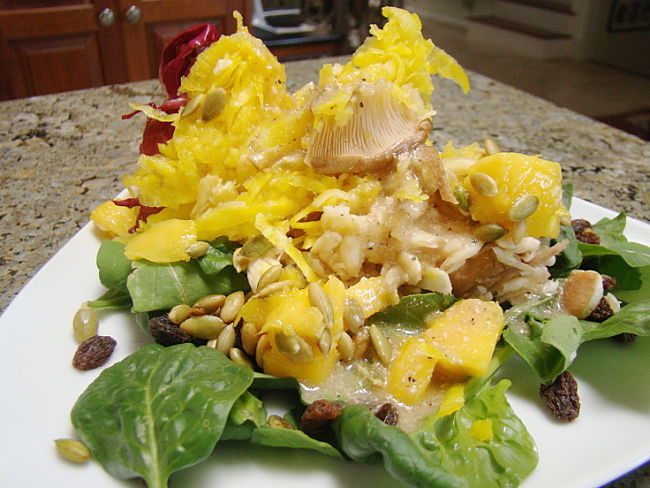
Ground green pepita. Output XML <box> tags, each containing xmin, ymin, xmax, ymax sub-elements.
<box><xmin>185</xmin><ymin>240</ymin><xmax>210</xmax><ymax>258</ymax></box>
<box><xmin>474</xmin><ymin>224</ymin><xmax>508</xmax><ymax>242</ymax></box>
<box><xmin>179</xmin><ymin>94</ymin><xmax>204</xmax><ymax>120</ymax></box>
<box><xmin>267</xmin><ymin>415</ymin><xmax>295</xmax><ymax>429</ymax></box>
<box><xmin>228</xmin><ymin>347</ymin><xmax>254</xmax><ymax>369</ymax></box>
<box><xmin>508</xmin><ymin>194</ymin><xmax>539</xmax><ymax>222</ymax></box>
<box><xmin>193</xmin><ymin>294</ymin><xmax>226</xmax><ymax>314</ymax></box>
<box><xmin>168</xmin><ymin>304</ymin><xmax>192</xmax><ymax>325</ymax></box>
<box><xmin>201</xmin><ymin>87</ymin><xmax>227</xmax><ymax>122</ymax></box>
<box><xmin>275</xmin><ymin>332</ymin><xmax>314</xmax><ymax>363</ymax></box>
<box><xmin>241</xmin><ymin>234</ymin><xmax>273</xmax><ymax>258</ymax></box>
<box><xmin>72</xmin><ymin>303</ymin><xmax>98</xmax><ymax>343</ymax></box>
<box><xmin>469</xmin><ymin>172</ymin><xmax>498</xmax><ymax>197</ymax></box>
<box><xmin>453</xmin><ymin>185</ymin><xmax>470</xmax><ymax>212</ymax></box>
<box><xmin>241</xmin><ymin>322</ymin><xmax>259</xmax><ymax>356</ymax></box>
<box><xmin>308</xmin><ymin>282</ymin><xmax>334</xmax><ymax>328</ymax></box>
<box><xmin>368</xmin><ymin>324</ymin><xmax>392</xmax><ymax>366</ymax></box>
<box><xmin>338</xmin><ymin>331</ymin><xmax>355</xmax><ymax>362</ymax></box>
<box><xmin>216</xmin><ymin>324</ymin><xmax>236</xmax><ymax>354</ymax></box>
<box><xmin>220</xmin><ymin>291</ymin><xmax>245</xmax><ymax>323</ymax></box>
<box><xmin>54</xmin><ymin>439</ymin><xmax>91</xmax><ymax>463</ymax></box>
<box><xmin>343</xmin><ymin>297</ymin><xmax>365</xmax><ymax>333</ymax></box>
<box><xmin>483</xmin><ymin>138</ymin><xmax>501</xmax><ymax>155</ymax></box>
<box><xmin>180</xmin><ymin>315</ymin><xmax>225</xmax><ymax>339</ymax></box>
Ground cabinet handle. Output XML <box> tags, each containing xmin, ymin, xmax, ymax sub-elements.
<box><xmin>97</xmin><ymin>8</ymin><xmax>116</xmax><ymax>27</ymax></box>
<box><xmin>125</xmin><ymin>5</ymin><xmax>143</xmax><ymax>24</ymax></box>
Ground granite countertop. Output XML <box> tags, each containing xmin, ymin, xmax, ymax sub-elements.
<box><xmin>0</xmin><ymin>57</ymin><xmax>648</xmax><ymax>487</ymax></box>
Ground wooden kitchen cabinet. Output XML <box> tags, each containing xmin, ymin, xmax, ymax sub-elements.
<box><xmin>0</xmin><ymin>0</ymin><xmax>251</xmax><ymax>100</ymax></box>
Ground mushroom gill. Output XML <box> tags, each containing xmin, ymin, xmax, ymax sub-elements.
<box><xmin>306</xmin><ymin>80</ymin><xmax>432</xmax><ymax>175</ymax></box>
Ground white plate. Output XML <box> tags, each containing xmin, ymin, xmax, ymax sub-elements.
<box><xmin>0</xmin><ymin>197</ymin><xmax>648</xmax><ymax>488</ymax></box>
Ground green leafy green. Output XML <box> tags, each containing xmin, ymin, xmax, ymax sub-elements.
<box><xmin>251</xmin><ymin>425</ymin><xmax>343</xmax><ymax>458</ymax></box>
<box><xmin>127</xmin><ymin>259</ymin><xmax>248</xmax><ymax>312</ymax></box>
<box><xmin>551</xmin><ymin>224</ymin><xmax>581</xmax><ymax>278</ymax></box>
<box><xmin>221</xmin><ymin>391</ymin><xmax>267</xmax><ymax>441</ymax></box>
<box><xmin>197</xmin><ymin>237</ymin><xmax>240</xmax><ymax>276</ymax></box>
<box><xmin>86</xmin><ymin>288</ymin><xmax>132</xmax><ymax>310</ymax></box>
<box><xmin>96</xmin><ymin>240</ymin><xmax>132</xmax><ymax>293</ymax></box>
<box><xmin>581</xmin><ymin>299</ymin><xmax>650</xmax><ymax>341</ymax></box>
<box><xmin>369</xmin><ymin>293</ymin><xmax>457</xmax><ymax>331</ymax></box>
<box><xmin>334</xmin><ymin>379</ymin><xmax>537</xmax><ymax>488</ymax></box>
<box><xmin>71</xmin><ymin>344</ymin><xmax>253</xmax><ymax>488</ymax></box>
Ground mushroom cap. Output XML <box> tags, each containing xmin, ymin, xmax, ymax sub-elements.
<box><xmin>306</xmin><ymin>79</ymin><xmax>432</xmax><ymax>175</ymax></box>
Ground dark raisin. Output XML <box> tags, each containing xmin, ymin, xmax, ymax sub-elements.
<box><xmin>586</xmin><ymin>296</ymin><xmax>614</xmax><ymax>322</ymax></box>
<box><xmin>73</xmin><ymin>335</ymin><xmax>116</xmax><ymax>370</ymax></box>
<box><xmin>602</xmin><ymin>274</ymin><xmax>617</xmax><ymax>292</ymax></box>
<box><xmin>374</xmin><ymin>403</ymin><xmax>399</xmax><ymax>426</ymax></box>
<box><xmin>148</xmin><ymin>315</ymin><xmax>194</xmax><ymax>346</ymax></box>
<box><xmin>613</xmin><ymin>333</ymin><xmax>637</xmax><ymax>344</ymax></box>
<box><xmin>575</xmin><ymin>229</ymin><xmax>601</xmax><ymax>245</ymax></box>
<box><xmin>540</xmin><ymin>371</ymin><xmax>580</xmax><ymax>422</ymax></box>
<box><xmin>300</xmin><ymin>399</ymin><xmax>343</xmax><ymax>434</ymax></box>
<box><xmin>570</xmin><ymin>219</ymin><xmax>592</xmax><ymax>234</ymax></box>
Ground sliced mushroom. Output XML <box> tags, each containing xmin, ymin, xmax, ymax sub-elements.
<box><xmin>306</xmin><ymin>79</ymin><xmax>432</xmax><ymax>175</ymax></box>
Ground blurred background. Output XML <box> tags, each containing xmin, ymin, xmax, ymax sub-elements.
<box><xmin>0</xmin><ymin>0</ymin><xmax>648</xmax><ymax>139</ymax></box>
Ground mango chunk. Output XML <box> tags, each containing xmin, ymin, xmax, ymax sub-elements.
<box><xmin>463</xmin><ymin>152</ymin><xmax>568</xmax><ymax>239</ymax></box>
<box><xmin>387</xmin><ymin>337</ymin><xmax>443</xmax><ymax>405</ymax></box>
<box><xmin>91</xmin><ymin>201</ymin><xmax>137</xmax><ymax>239</ymax></box>
<box><xmin>124</xmin><ymin>219</ymin><xmax>197</xmax><ymax>263</ymax></box>
<box><xmin>470</xmin><ymin>419</ymin><xmax>493</xmax><ymax>442</ymax></box>
<box><xmin>435</xmin><ymin>383</ymin><xmax>465</xmax><ymax>418</ymax></box>
<box><xmin>346</xmin><ymin>276</ymin><xmax>399</xmax><ymax>319</ymax></box>
<box><xmin>423</xmin><ymin>299</ymin><xmax>504</xmax><ymax>378</ymax></box>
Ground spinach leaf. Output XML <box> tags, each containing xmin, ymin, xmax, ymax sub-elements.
<box><xmin>197</xmin><ymin>237</ymin><xmax>240</xmax><ymax>276</ymax></box>
<box><xmin>86</xmin><ymin>288</ymin><xmax>132</xmax><ymax>310</ymax></box>
<box><xmin>96</xmin><ymin>240</ymin><xmax>132</xmax><ymax>293</ymax></box>
<box><xmin>581</xmin><ymin>299</ymin><xmax>650</xmax><ymax>341</ymax></box>
<box><xmin>252</xmin><ymin>372</ymin><xmax>301</xmax><ymax>390</ymax></box>
<box><xmin>222</xmin><ymin>391</ymin><xmax>267</xmax><ymax>441</ymax></box>
<box><xmin>127</xmin><ymin>259</ymin><xmax>248</xmax><ymax>312</ymax></box>
<box><xmin>251</xmin><ymin>425</ymin><xmax>343</xmax><ymax>459</ymax></box>
<box><xmin>369</xmin><ymin>293</ymin><xmax>457</xmax><ymax>331</ymax></box>
<box><xmin>561</xmin><ymin>183</ymin><xmax>574</xmax><ymax>210</ymax></box>
<box><xmin>590</xmin><ymin>212</ymin><xmax>627</xmax><ymax>245</ymax></box>
<box><xmin>551</xmin><ymin>224</ymin><xmax>581</xmax><ymax>278</ymax></box>
<box><xmin>334</xmin><ymin>379</ymin><xmax>537</xmax><ymax>488</ymax></box>
<box><xmin>71</xmin><ymin>344</ymin><xmax>253</xmax><ymax>488</ymax></box>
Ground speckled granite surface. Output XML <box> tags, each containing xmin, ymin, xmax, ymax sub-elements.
<box><xmin>0</xmin><ymin>57</ymin><xmax>648</xmax><ymax>487</ymax></box>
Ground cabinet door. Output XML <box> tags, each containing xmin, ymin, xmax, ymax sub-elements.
<box><xmin>0</xmin><ymin>1</ymin><xmax>128</xmax><ymax>99</ymax></box>
<box><xmin>117</xmin><ymin>0</ymin><xmax>251</xmax><ymax>82</ymax></box>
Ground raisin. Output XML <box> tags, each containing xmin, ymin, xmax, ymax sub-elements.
<box><xmin>602</xmin><ymin>274</ymin><xmax>617</xmax><ymax>292</ymax></box>
<box><xmin>148</xmin><ymin>315</ymin><xmax>195</xmax><ymax>346</ymax></box>
<box><xmin>575</xmin><ymin>229</ymin><xmax>601</xmax><ymax>245</ymax></box>
<box><xmin>570</xmin><ymin>219</ymin><xmax>592</xmax><ymax>234</ymax></box>
<box><xmin>73</xmin><ymin>335</ymin><xmax>116</xmax><ymax>370</ymax></box>
<box><xmin>374</xmin><ymin>403</ymin><xmax>399</xmax><ymax>426</ymax></box>
<box><xmin>613</xmin><ymin>333</ymin><xmax>637</xmax><ymax>344</ymax></box>
<box><xmin>300</xmin><ymin>399</ymin><xmax>343</xmax><ymax>434</ymax></box>
<box><xmin>586</xmin><ymin>296</ymin><xmax>614</xmax><ymax>322</ymax></box>
<box><xmin>540</xmin><ymin>371</ymin><xmax>580</xmax><ymax>422</ymax></box>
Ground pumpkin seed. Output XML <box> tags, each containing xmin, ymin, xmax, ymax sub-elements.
<box><xmin>220</xmin><ymin>291</ymin><xmax>245</xmax><ymax>323</ymax></box>
<box><xmin>483</xmin><ymin>138</ymin><xmax>501</xmax><ymax>155</ymax></box>
<box><xmin>168</xmin><ymin>304</ymin><xmax>192</xmax><ymax>324</ymax></box>
<box><xmin>256</xmin><ymin>263</ymin><xmax>283</xmax><ymax>293</ymax></box>
<box><xmin>318</xmin><ymin>328</ymin><xmax>332</xmax><ymax>354</ymax></box>
<box><xmin>232</xmin><ymin>247</ymin><xmax>251</xmax><ymax>272</ymax></box>
<box><xmin>469</xmin><ymin>172</ymin><xmax>498</xmax><ymax>197</ymax></box>
<box><xmin>179</xmin><ymin>94</ymin><xmax>204</xmax><ymax>120</ymax></box>
<box><xmin>193</xmin><ymin>294</ymin><xmax>226</xmax><ymax>314</ymax></box>
<box><xmin>185</xmin><ymin>240</ymin><xmax>210</xmax><ymax>258</ymax></box>
<box><xmin>559</xmin><ymin>214</ymin><xmax>572</xmax><ymax>226</ymax></box>
<box><xmin>343</xmin><ymin>297</ymin><xmax>365</xmax><ymax>333</ymax></box>
<box><xmin>241</xmin><ymin>234</ymin><xmax>273</xmax><ymax>258</ymax></box>
<box><xmin>201</xmin><ymin>87</ymin><xmax>227</xmax><ymax>122</ymax></box>
<box><xmin>216</xmin><ymin>324</ymin><xmax>236</xmax><ymax>354</ymax></box>
<box><xmin>453</xmin><ymin>185</ymin><xmax>470</xmax><ymax>212</ymax></box>
<box><xmin>54</xmin><ymin>439</ymin><xmax>91</xmax><ymax>463</ymax></box>
<box><xmin>228</xmin><ymin>347</ymin><xmax>254</xmax><ymax>369</ymax></box>
<box><xmin>338</xmin><ymin>331</ymin><xmax>355</xmax><ymax>361</ymax></box>
<box><xmin>275</xmin><ymin>332</ymin><xmax>314</xmax><ymax>363</ymax></box>
<box><xmin>512</xmin><ymin>220</ymin><xmax>527</xmax><ymax>245</ymax></box>
<box><xmin>180</xmin><ymin>315</ymin><xmax>225</xmax><ymax>339</ymax></box>
<box><xmin>206</xmin><ymin>338</ymin><xmax>218</xmax><ymax>349</ymax></box>
<box><xmin>257</xmin><ymin>280</ymin><xmax>293</xmax><ymax>298</ymax></box>
<box><xmin>241</xmin><ymin>322</ymin><xmax>259</xmax><ymax>356</ymax></box>
<box><xmin>267</xmin><ymin>415</ymin><xmax>295</xmax><ymax>429</ymax></box>
<box><xmin>508</xmin><ymin>194</ymin><xmax>539</xmax><ymax>222</ymax></box>
<box><xmin>368</xmin><ymin>324</ymin><xmax>392</xmax><ymax>366</ymax></box>
<box><xmin>73</xmin><ymin>303</ymin><xmax>98</xmax><ymax>343</ymax></box>
<box><xmin>474</xmin><ymin>224</ymin><xmax>508</xmax><ymax>242</ymax></box>
<box><xmin>353</xmin><ymin>327</ymin><xmax>370</xmax><ymax>359</ymax></box>
<box><xmin>255</xmin><ymin>334</ymin><xmax>270</xmax><ymax>369</ymax></box>
<box><xmin>308</xmin><ymin>282</ymin><xmax>334</xmax><ymax>328</ymax></box>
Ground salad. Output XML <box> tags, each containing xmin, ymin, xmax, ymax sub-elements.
<box><xmin>62</xmin><ymin>8</ymin><xmax>650</xmax><ymax>488</ymax></box>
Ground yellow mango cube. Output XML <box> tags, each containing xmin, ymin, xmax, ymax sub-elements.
<box><xmin>463</xmin><ymin>152</ymin><xmax>568</xmax><ymax>239</ymax></box>
<box><xmin>346</xmin><ymin>277</ymin><xmax>399</xmax><ymax>319</ymax></box>
<box><xmin>124</xmin><ymin>219</ymin><xmax>197</xmax><ymax>263</ymax></box>
<box><xmin>387</xmin><ymin>337</ymin><xmax>442</xmax><ymax>405</ymax></box>
<box><xmin>90</xmin><ymin>201</ymin><xmax>137</xmax><ymax>239</ymax></box>
<box><xmin>423</xmin><ymin>299</ymin><xmax>504</xmax><ymax>378</ymax></box>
